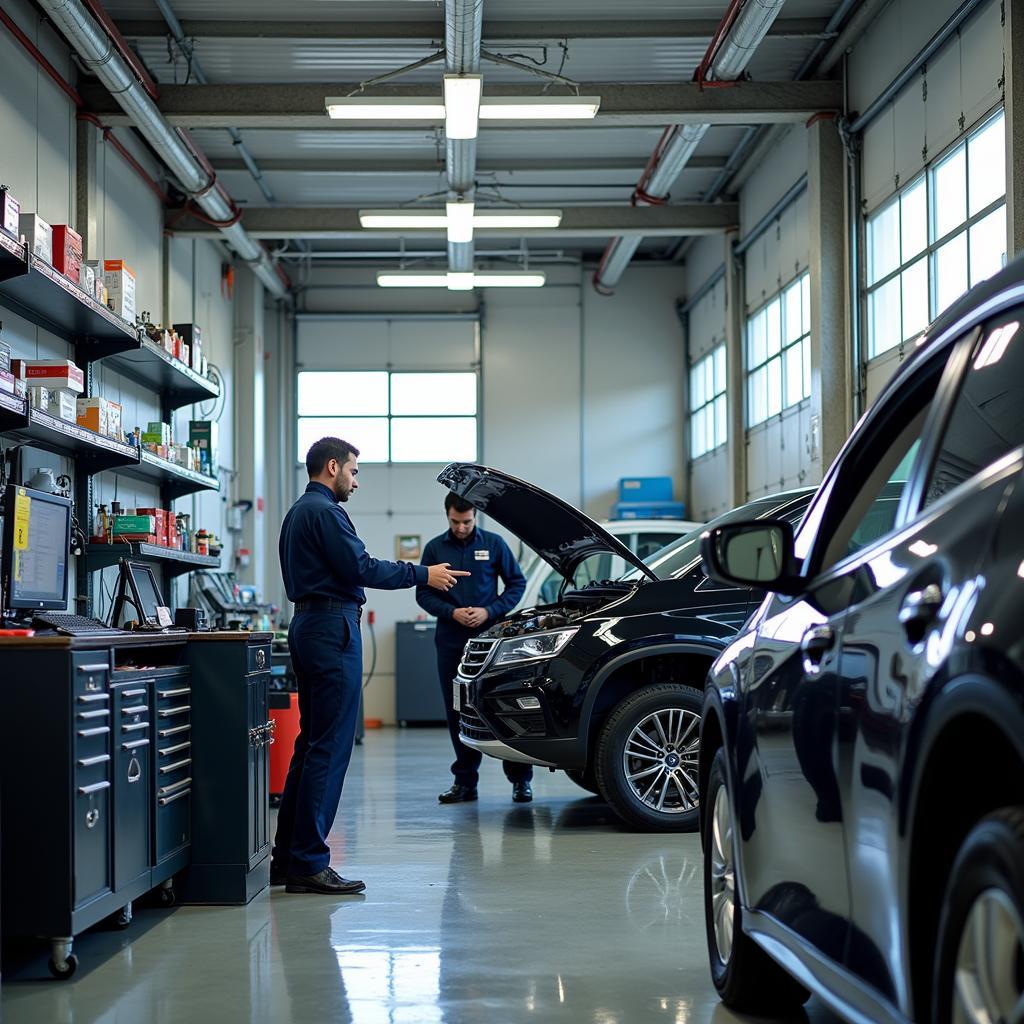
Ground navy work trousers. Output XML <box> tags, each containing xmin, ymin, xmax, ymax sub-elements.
<box><xmin>273</xmin><ymin>608</ymin><xmax>362</xmax><ymax>876</ymax></box>
<box><xmin>437</xmin><ymin>640</ymin><xmax>532</xmax><ymax>789</ymax></box>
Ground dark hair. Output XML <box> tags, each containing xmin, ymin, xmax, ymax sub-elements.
<box><xmin>306</xmin><ymin>437</ymin><xmax>359</xmax><ymax>477</ymax></box>
<box><xmin>445</xmin><ymin>493</ymin><xmax>474</xmax><ymax>515</ymax></box>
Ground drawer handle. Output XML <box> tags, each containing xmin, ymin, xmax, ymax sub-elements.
<box><xmin>77</xmin><ymin>754</ymin><xmax>111</xmax><ymax>767</ymax></box>
<box><xmin>158</xmin><ymin>706</ymin><xmax>191</xmax><ymax>717</ymax></box>
<box><xmin>122</xmin><ymin>705</ymin><xmax>149</xmax><ymax>716</ymax></box>
<box><xmin>158</xmin><ymin>776</ymin><xmax>192</xmax><ymax>796</ymax></box>
<box><xmin>158</xmin><ymin>788</ymin><xmax>190</xmax><ymax>806</ymax></box>
<box><xmin>78</xmin><ymin>781</ymin><xmax>110</xmax><ymax>795</ymax></box>
<box><xmin>77</xmin><ymin>709</ymin><xmax>110</xmax><ymax>720</ymax></box>
<box><xmin>158</xmin><ymin>724</ymin><xmax>191</xmax><ymax>738</ymax></box>
<box><xmin>158</xmin><ymin>741</ymin><xmax>191</xmax><ymax>757</ymax></box>
<box><xmin>122</xmin><ymin>688</ymin><xmax>148</xmax><ymax>697</ymax></box>
<box><xmin>77</xmin><ymin>726</ymin><xmax>110</xmax><ymax>737</ymax></box>
<box><xmin>122</xmin><ymin>721</ymin><xmax>150</xmax><ymax>733</ymax></box>
<box><xmin>122</xmin><ymin>739</ymin><xmax>150</xmax><ymax>751</ymax></box>
<box><xmin>158</xmin><ymin>687</ymin><xmax>192</xmax><ymax>698</ymax></box>
<box><xmin>159</xmin><ymin>758</ymin><xmax>192</xmax><ymax>775</ymax></box>
<box><xmin>76</xmin><ymin>663</ymin><xmax>110</xmax><ymax>673</ymax></box>
<box><xmin>77</xmin><ymin>693</ymin><xmax>109</xmax><ymax>704</ymax></box>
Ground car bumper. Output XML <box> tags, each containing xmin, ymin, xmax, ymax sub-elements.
<box><xmin>460</xmin><ymin>734</ymin><xmax>557</xmax><ymax>767</ymax></box>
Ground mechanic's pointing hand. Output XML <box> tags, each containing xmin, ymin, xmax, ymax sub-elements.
<box><xmin>427</xmin><ymin>562</ymin><xmax>471</xmax><ymax>592</ymax></box>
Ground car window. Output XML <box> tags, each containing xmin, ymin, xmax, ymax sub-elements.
<box><xmin>635</xmin><ymin>532</ymin><xmax>683</xmax><ymax>560</ymax></box>
<box><xmin>924</xmin><ymin>314</ymin><xmax>1024</xmax><ymax>507</ymax></box>
<box><xmin>537</xmin><ymin>553</ymin><xmax>620</xmax><ymax>604</ymax></box>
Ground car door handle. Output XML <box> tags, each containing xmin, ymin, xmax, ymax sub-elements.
<box><xmin>899</xmin><ymin>583</ymin><xmax>944</xmax><ymax>629</ymax></box>
<box><xmin>800</xmin><ymin>625</ymin><xmax>835</xmax><ymax>674</ymax></box>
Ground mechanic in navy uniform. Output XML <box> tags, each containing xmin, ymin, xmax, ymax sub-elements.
<box><xmin>417</xmin><ymin>493</ymin><xmax>531</xmax><ymax>804</ymax></box>
<box><xmin>273</xmin><ymin>438</ymin><xmax>470</xmax><ymax>895</ymax></box>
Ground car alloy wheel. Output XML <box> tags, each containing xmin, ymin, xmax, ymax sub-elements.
<box><xmin>710</xmin><ymin>780</ymin><xmax>736</xmax><ymax>964</ymax></box>
<box><xmin>952</xmin><ymin>888</ymin><xmax>1024</xmax><ymax>1024</ymax></box>
<box><xmin>621</xmin><ymin>708</ymin><xmax>701</xmax><ymax>815</ymax></box>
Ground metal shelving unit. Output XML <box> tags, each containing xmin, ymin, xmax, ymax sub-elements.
<box><xmin>115</xmin><ymin>450</ymin><xmax>220</xmax><ymax>501</ymax></box>
<box><xmin>4</xmin><ymin>409</ymin><xmax>139</xmax><ymax>473</ymax></box>
<box><xmin>85</xmin><ymin>542</ymin><xmax>220</xmax><ymax>578</ymax></box>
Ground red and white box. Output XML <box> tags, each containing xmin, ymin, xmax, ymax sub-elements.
<box><xmin>102</xmin><ymin>260</ymin><xmax>136</xmax><ymax>322</ymax></box>
<box><xmin>52</xmin><ymin>225</ymin><xmax>83</xmax><ymax>282</ymax></box>
<box><xmin>0</xmin><ymin>186</ymin><xmax>20</xmax><ymax>237</ymax></box>
<box><xmin>19</xmin><ymin>359</ymin><xmax>85</xmax><ymax>394</ymax></box>
<box><xmin>136</xmin><ymin>507</ymin><xmax>167</xmax><ymax>546</ymax></box>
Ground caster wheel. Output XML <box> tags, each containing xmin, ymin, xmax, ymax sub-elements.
<box><xmin>48</xmin><ymin>954</ymin><xmax>78</xmax><ymax>980</ymax></box>
<box><xmin>113</xmin><ymin>905</ymin><xmax>133</xmax><ymax>930</ymax></box>
<box><xmin>159</xmin><ymin>887</ymin><xmax>177</xmax><ymax>907</ymax></box>
<box><xmin>269</xmin><ymin>794</ymin><xmax>281</xmax><ymax>808</ymax></box>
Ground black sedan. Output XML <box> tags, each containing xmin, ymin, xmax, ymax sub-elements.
<box><xmin>698</xmin><ymin>255</ymin><xmax>1024</xmax><ymax>1023</ymax></box>
<box><xmin>438</xmin><ymin>461</ymin><xmax>811</xmax><ymax>831</ymax></box>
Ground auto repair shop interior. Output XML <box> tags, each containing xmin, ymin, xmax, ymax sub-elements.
<box><xmin>0</xmin><ymin>0</ymin><xmax>1021</xmax><ymax>1021</ymax></box>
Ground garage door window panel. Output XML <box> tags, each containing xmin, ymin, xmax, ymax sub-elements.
<box><xmin>689</xmin><ymin>344</ymin><xmax>727</xmax><ymax>458</ymax></box>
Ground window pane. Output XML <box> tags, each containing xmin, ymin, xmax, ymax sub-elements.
<box><xmin>933</xmin><ymin>145</ymin><xmax>967</xmax><ymax>240</ymax></box>
<box><xmin>748</xmin><ymin>310</ymin><xmax>766</xmax><ymax>367</ymax></box>
<box><xmin>784</xmin><ymin>343</ymin><xmax>804</xmax><ymax>407</ymax></box>
<box><xmin>869</xmin><ymin>276</ymin><xmax>901</xmax><ymax>357</ymax></box>
<box><xmin>968</xmin><ymin>112</ymin><xmax>1006</xmax><ymax>217</ymax></box>
<box><xmin>715</xmin><ymin>394</ymin><xmax>727</xmax><ymax>447</ymax></box>
<box><xmin>297</xmin><ymin>417</ymin><xmax>389</xmax><ymax>463</ymax></box>
<box><xmin>766</xmin><ymin>356</ymin><xmax>783</xmax><ymax>417</ymax></box>
<box><xmin>748</xmin><ymin>366</ymin><xmax>767</xmax><ymax>426</ymax></box>
<box><xmin>390</xmin><ymin>373</ymin><xmax>477</xmax><ymax>416</ymax></box>
<box><xmin>690</xmin><ymin>362</ymin><xmax>704</xmax><ymax>411</ymax></box>
<box><xmin>901</xmin><ymin>258</ymin><xmax>929</xmax><ymax>340</ymax></box>
<box><xmin>784</xmin><ymin>280</ymin><xmax>803</xmax><ymax>343</ymax></box>
<box><xmin>766</xmin><ymin>298</ymin><xmax>782</xmax><ymax>357</ymax></box>
<box><xmin>704</xmin><ymin>358</ymin><xmax>714</xmax><ymax>405</ymax></box>
<box><xmin>900</xmin><ymin>177</ymin><xmax>928</xmax><ymax>262</ymax></box>
<box><xmin>933</xmin><ymin>231</ymin><xmax>969</xmax><ymax>317</ymax></box>
<box><xmin>390</xmin><ymin>418</ymin><xmax>477</xmax><ymax>462</ymax></box>
<box><xmin>714</xmin><ymin>345</ymin><xmax>726</xmax><ymax>395</ymax></box>
<box><xmin>969</xmin><ymin>205</ymin><xmax>1008</xmax><ymax>288</ymax></box>
<box><xmin>691</xmin><ymin>406</ymin><xmax>705</xmax><ymax>457</ymax></box>
<box><xmin>802</xmin><ymin>336</ymin><xmax>811</xmax><ymax>399</ymax></box>
<box><xmin>802</xmin><ymin>274</ymin><xmax>810</xmax><ymax>334</ymax></box>
<box><xmin>868</xmin><ymin>198</ymin><xmax>900</xmax><ymax>285</ymax></box>
<box><xmin>297</xmin><ymin>372</ymin><xmax>388</xmax><ymax>416</ymax></box>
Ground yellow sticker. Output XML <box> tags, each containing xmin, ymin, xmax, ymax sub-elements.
<box><xmin>13</xmin><ymin>489</ymin><xmax>30</xmax><ymax>551</ymax></box>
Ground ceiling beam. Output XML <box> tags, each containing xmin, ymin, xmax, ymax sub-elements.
<box><xmin>115</xmin><ymin>17</ymin><xmax>832</xmax><ymax>41</ymax></box>
<box><xmin>82</xmin><ymin>81</ymin><xmax>843</xmax><ymax>129</ymax></box>
<box><xmin>166</xmin><ymin>203</ymin><xmax>739</xmax><ymax>239</ymax></box>
<box><xmin>209</xmin><ymin>156</ymin><xmax>729</xmax><ymax>174</ymax></box>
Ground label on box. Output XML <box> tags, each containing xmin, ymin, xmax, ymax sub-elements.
<box><xmin>1</xmin><ymin>189</ymin><xmax>19</xmax><ymax>237</ymax></box>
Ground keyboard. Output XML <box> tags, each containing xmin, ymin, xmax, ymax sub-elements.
<box><xmin>31</xmin><ymin>613</ymin><xmax>123</xmax><ymax>637</ymax></box>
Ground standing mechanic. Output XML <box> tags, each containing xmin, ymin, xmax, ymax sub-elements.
<box><xmin>417</xmin><ymin>493</ymin><xmax>530</xmax><ymax>804</ymax></box>
<box><xmin>273</xmin><ymin>437</ymin><xmax>469</xmax><ymax>895</ymax></box>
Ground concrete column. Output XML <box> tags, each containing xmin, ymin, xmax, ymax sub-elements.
<box><xmin>1007</xmin><ymin>0</ymin><xmax>1024</xmax><ymax>257</ymax></box>
<box><xmin>807</xmin><ymin>117</ymin><xmax>850</xmax><ymax>477</ymax></box>
<box><xmin>723</xmin><ymin>230</ymin><xmax>747</xmax><ymax>507</ymax></box>
<box><xmin>75</xmin><ymin>118</ymin><xmax>99</xmax><ymax>261</ymax></box>
<box><xmin>232</xmin><ymin>267</ymin><xmax>267</xmax><ymax>596</ymax></box>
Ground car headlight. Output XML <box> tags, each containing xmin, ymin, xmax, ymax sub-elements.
<box><xmin>493</xmin><ymin>628</ymin><xmax>579</xmax><ymax>667</ymax></box>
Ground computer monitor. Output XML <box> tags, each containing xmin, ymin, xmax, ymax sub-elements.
<box><xmin>127</xmin><ymin>561</ymin><xmax>166</xmax><ymax>626</ymax></box>
<box><xmin>2</xmin><ymin>484</ymin><xmax>73</xmax><ymax>611</ymax></box>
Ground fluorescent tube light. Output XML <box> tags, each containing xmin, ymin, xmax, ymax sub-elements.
<box><xmin>446</xmin><ymin>272</ymin><xmax>475</xmax><ymax>291</ymax></box>
<box><xmin>473</xmin><ymin>272</ymin><xmax>546</xmax><ymax>287</ymax></box>
<box><xmin>326</xmin><ymin>96</ymin><xmax>446</xmax><ymax>120</ymax></box>
<box><xmin>480</xmin><ymin>96</ymin><xmax>601</xmax><ymax>120</ymax></box>
<box><xmin>446</xmin><ymin>200</ymin><xmax>475</xmax><ymax>243</ymax></box>
<box><xmin>474</xmin><ymin>210</ymin><xmax>562</xmax><ymax>229</ymax></box>
<box><xmin>443</xmin><ymin>75</ymin><xmax>482</xmax><ymax>139</ymax></box>
<box><xmin>377</xmin><ymin>272</ymin><xmax>449</xmax><ymax>288</ymax></box>
<box><xmin>359</xmin><ymin>210</ymin><xmax>449</xmax><ymax>229</ymax></box>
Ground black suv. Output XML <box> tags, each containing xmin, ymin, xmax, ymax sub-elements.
<box><xmin>437</xmin><ymin>462</ymin><xmax>811</xmax><ymax>832</ymax></box>
<box><xmin>697</xmin><ymin>255</ymin><xmax>1024</xmax><ymax>1023</ymax></box>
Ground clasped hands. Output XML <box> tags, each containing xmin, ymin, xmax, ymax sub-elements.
<box><xmin>452</xmin><ymin>606</ymin><xmax>489</xmax><ymax>628</ymax></box>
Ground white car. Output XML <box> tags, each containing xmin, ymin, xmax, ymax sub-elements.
<box><xmin>514</xmin><ymin>518</ymin><xmax>702</xmax><ymax>610</ymax></box>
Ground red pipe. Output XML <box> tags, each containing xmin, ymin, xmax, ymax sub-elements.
<box><xmin>694</xmin><ymin>0</ymin><xmax>747</xmax><ymax>87</ymax></box>
<box><xmin>0</xmin><ymin>8</ymin><xmax>83</xmax><ymax>107</ymax></box>
<box><xmin>81</xmin><ymin>0</ymin><xmax>160</xmax><ymax>101</ymax></box>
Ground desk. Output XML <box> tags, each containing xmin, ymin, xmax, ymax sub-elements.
<box><xmin>0</xmin><ymin>629</ymin><xmax>271</xmax><ymax>978</ymax></box>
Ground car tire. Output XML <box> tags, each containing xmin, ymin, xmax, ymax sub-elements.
<box><xmin>704</xmin><ymin>748</ymin><xmax>810</xmax><ymax>1012</ymax></box>
<box><xmin>565</xmin><ymin>767</ymin><xmax>601</xmax><ymax>796</ymax></box>
<box><xmin>933</xmin><ymin>806</ymin><xmax>1024</xmax><ymax>1024</ymax></box>
<box><xmin>594</xmin><ymin>683</ymin><xmax>703</xmax><ymax>832</ymax></box>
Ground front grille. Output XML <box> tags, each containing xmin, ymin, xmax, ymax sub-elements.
<box><xmin>458</xmin><ymin>638</ymin><xmax>498</xmax><ymax>679</ymax></box>
<box><xmin>459</xmin><ymin>704</ymin><xmax>496</xmax><ymax>742</ymax></box>
<box><xmin>500</xmin><ymin>712</ymin><xmax>546</xmax><ymax>737</ymax></box>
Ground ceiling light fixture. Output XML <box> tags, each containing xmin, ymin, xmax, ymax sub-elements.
<box><xmin>443</xmin><ymin>75</ymin><xmax>482</xmax><ymax>140</ymax></box>
<box><xmin>325</xmin><ymin>97</ymin><xmax>446</xmax><ymax>120</ymax></box>
<box><xmin>358</xmin><ymin>211</ymin><xmax>450</xmax><ymax>229</ymax></box>
<box><xmin>446</xmin><ymin>271</ymin><xmax>476</xmax><ymax>291</ymax></box>
<box><xmin>446</xmin><ymin>200</ymin><xmax>475</xmax><ymax>243</ymax></box>
<box><xmin>360</xmin><ymin>208</ymin><xmax>562</xmax><ymax>232</ymax></box>
<box><xmin>474</xmin><ymin>210</ymin><xmax>563</xmax><ymax>229</ymax></box>
<box><xmin>472</xmin><ymin>271</ymin><xmax>546</xmax><ymax>287</ymax></box>
<box><xmin>375</xmin><ymin>271</ymin><xmax>547</xmax><ymax>289</ymax></box>
<box><xmin>377</xmin><ymin>272</ymin><xmax>450</xmax><ymax>288</ymax></box>
<box><xmin>480</xmin><ymin>96</ymin><xmax>601</xmax><ymax>121</ymax></box>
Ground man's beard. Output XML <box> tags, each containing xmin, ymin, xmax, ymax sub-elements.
<box><xmin>333</xmin><ymin>480</ymin><xmax>350</xmax><ymax>502</ymax></box>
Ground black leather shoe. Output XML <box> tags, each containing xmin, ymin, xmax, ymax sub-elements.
<box><xmin>270</xmin><ymin>863</ymin><xmax>287</xmax><ymax>886</ymax></box>
<box><xmin>285</xmin><ymin>867</ymin><xmax>366</xmax><ymax>895</ymax></box>
<box><xmin>512</xmin><ymin>781</ymin><xmax>533</xmax><ymax>803</ymax></box>
<box><xmin>439</xmin><ymin>784</ymin><xmax>478</xmax><ymax>804</ymax></box>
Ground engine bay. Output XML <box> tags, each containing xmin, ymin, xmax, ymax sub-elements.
<box><xmin>484</xmin><ymin>579</ymin><xmax>637</xmax><ymax>638</ymax></box>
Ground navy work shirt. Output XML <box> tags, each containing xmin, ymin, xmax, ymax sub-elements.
<box><xmin>280</xmin><ymin>481</ymin><xmax>428</xmax><ymax>606</ymax></box>
<box><xmin>415</xmin><ymin>526</ymin><xmax>526</xmax><ymax>645</ymax></box>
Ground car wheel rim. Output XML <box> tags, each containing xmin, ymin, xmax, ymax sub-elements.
<box><xmin>710</xmin><ymin>782</ymin><xmax>735</xmax><ymax>964</ymax></box>
<box><xmin>952</xmin><ymin>887</ymin><xmax>1024</xmax><ymax>1024</ymax></box>
<box><xmin>622</xmin><ymin>708</ymin><xmax>700</xmax><ymax>815</ymax></box>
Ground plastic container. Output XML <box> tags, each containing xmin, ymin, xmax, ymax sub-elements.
<box><xmin>269</xmin><ymin>691</ymin><xmax>300</xmax><ymax>800</ymax></box>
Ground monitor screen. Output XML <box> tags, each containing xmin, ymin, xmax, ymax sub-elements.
<box><xmin>3</xmin><ymin>485</ymin><xmax>72</xmax><ymax>611</ymax></box>
<box><xmin>128</xmin><ymin>562</ymin><xmax>165</xmax><ymax>623</ymax></box>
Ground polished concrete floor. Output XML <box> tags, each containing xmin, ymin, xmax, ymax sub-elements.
<box><xmin>2</xmin><ymin>729</ymin><xmax>843</xmax><ymax>1024</ymax></box>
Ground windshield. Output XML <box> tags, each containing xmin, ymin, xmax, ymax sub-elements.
<box><xmin>621</xmin><ymin>490</ymin><xmax>814</xmax><ymax>582</ymax></box>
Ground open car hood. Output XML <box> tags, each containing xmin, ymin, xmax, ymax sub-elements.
<box><xmin>438</xmin><ymin>463</ymin><xmax>658</xmax><ymax>585</ymax></box>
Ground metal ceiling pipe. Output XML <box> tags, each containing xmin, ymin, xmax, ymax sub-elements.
<box><xmin>36</xmin><ymin>0</ymin><xmax>288</xmax><ymax>298</ymax></box>
<box><xmin>445</xmin><ymin>0</ymin><xmax>483</xmax><ymax>273</ymax></box>
<box><xmin>593</xmin><ymin>0</ymin><xmax>786</xmax><ymax>293</ymax></box>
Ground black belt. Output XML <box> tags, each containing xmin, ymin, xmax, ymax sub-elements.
<box><xmin>294</xmin><ymin>599</ymin><xmax>362</xmax><ymax>619</ymax></box>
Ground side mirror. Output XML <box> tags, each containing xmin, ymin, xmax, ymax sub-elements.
<box><xmin>699</xmin><ymin>519</ymin><xmax>800</xmax><ymax>594</ymax></box>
